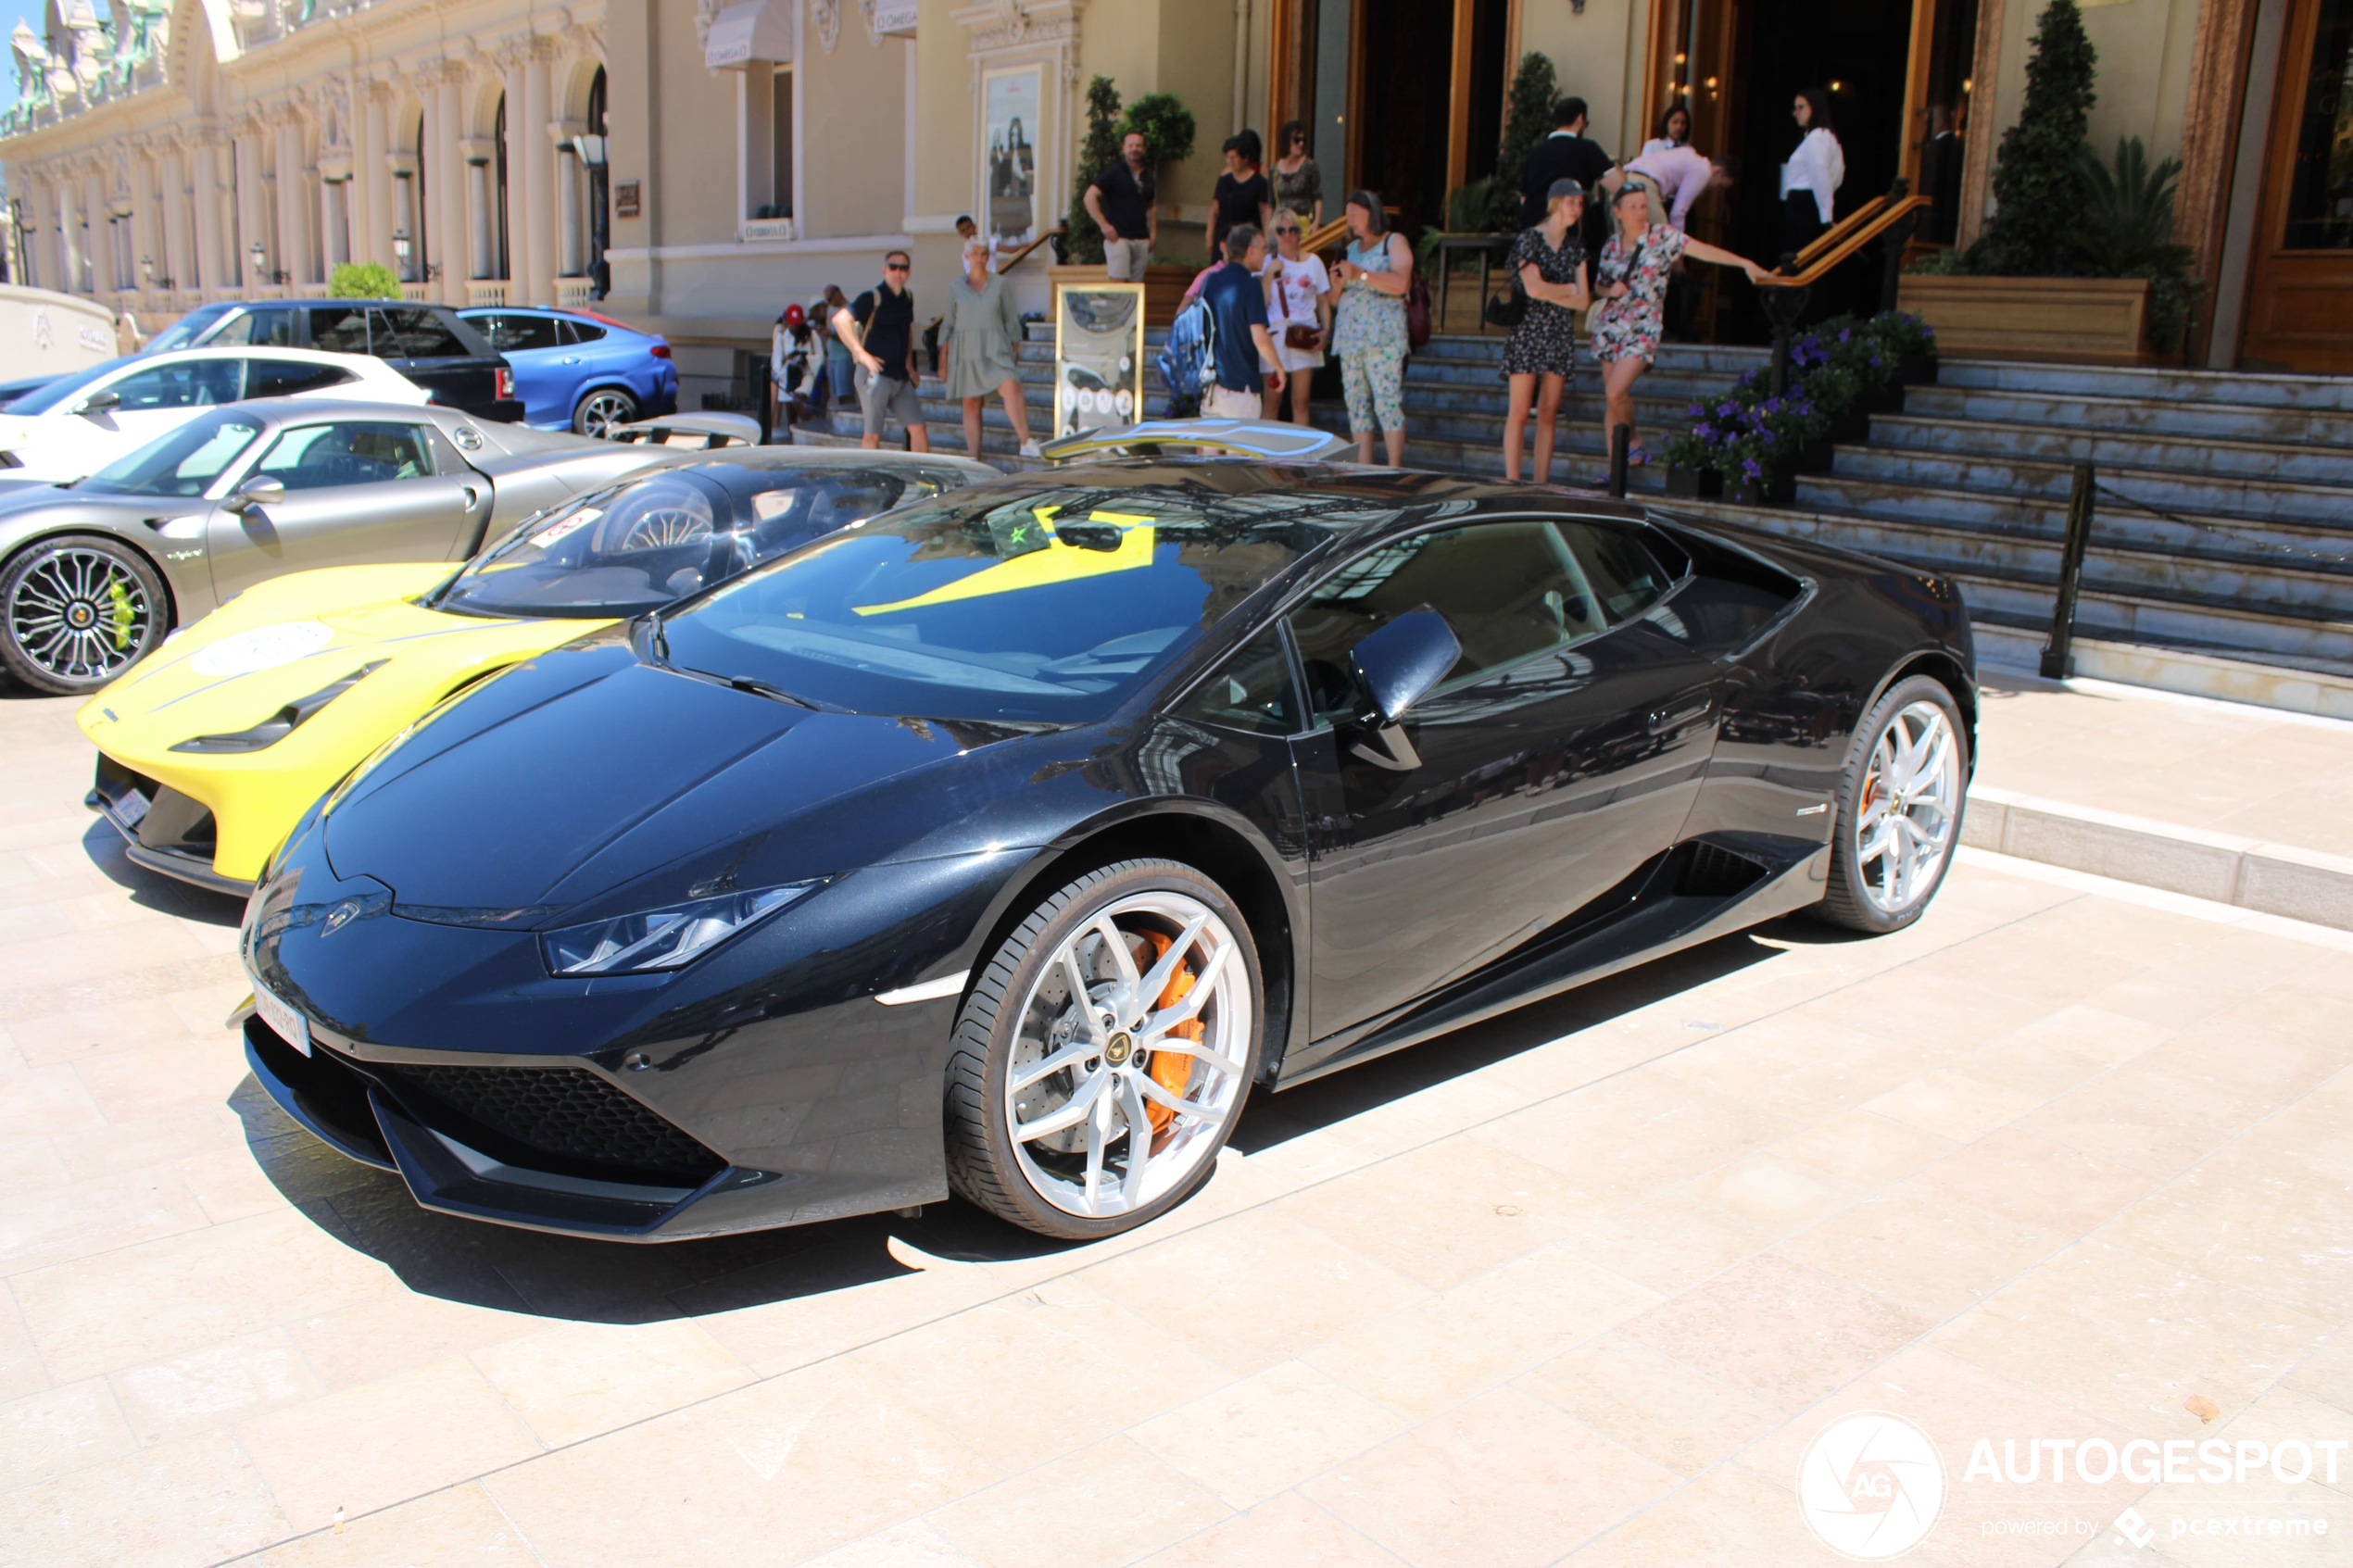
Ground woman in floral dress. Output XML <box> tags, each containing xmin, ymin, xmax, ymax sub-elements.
<box><xmin>1590</xmin><ymin>182</ymin><xmax>1765</xmax><ymax>468</ymax></box>
<box><xmin>1500</xmin><ymin>178</ymin><xmax>1592</xmax><ymax>483</ymax></box>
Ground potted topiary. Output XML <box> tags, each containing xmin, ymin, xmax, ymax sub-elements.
<box><xmin>1897</xmin><ymin>0</ymin><xmax>2194</xmax><ymax>363</ymax></box>
<box><xmin>328</xmin><ymin>261</ymin><xmax>403</xmax><ymax>299</ymax></box>
<box><xmin>1051</xmin><ymin>80</ymin><xmax>1201</xmax><ymax>325</ymax></box>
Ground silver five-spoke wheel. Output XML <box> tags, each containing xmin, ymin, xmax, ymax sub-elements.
<box><xmin>573</xmin><ymin>388</ymin><xmax>640</xmax><ymax>438</ymax></box>
<box><xmin>1818</xmin><ymin>674</ymin><xmax>1969</xmax><ymax>933</ymax></box>
<box><xmin>1005</xmin><ymin>891</ymin><xmax>1251</xmax><ymax>1219</ymax></box>
<box><xmin>1854</xmin><ymin>699</ymin><xmax>1961</xmax><ymax>915</ymax></box>
<box><xmin>947</xmin><ymin>859</ymin><xmax>1263</xmax><ymax>1238</ymax></box>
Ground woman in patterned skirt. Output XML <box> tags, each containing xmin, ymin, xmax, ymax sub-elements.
<box><xmin>1500</xmin><ymin>177</ymin><xmax>1592</xmax><ymax>483</ymax></box>
<box><xmin>1591</xmin><ymin>182</ymin><xmax>1765</xmax><ymax>468</ymax></box>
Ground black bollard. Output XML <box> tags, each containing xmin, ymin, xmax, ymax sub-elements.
<box><xmin>2040</xmin><ymin>463</ymin><xmax>2096</xmax><ymax>679</ymax></box>
<box><xmin>1608</xmin><ymin>421</ymin><xmax>1630</xmax><ymax>499</ymax></box>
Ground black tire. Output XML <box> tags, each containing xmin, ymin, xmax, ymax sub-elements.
<box><xmin>944</xmin><ymin>858</ymin><xmax>1265</xmax><ymax>1240</ymax></box>
<box><xmin>1813</xmin><ymin>673</ymin><xmax>1970</xmax><ymax>934</ymax></box>
<box><xmin>0</xmin><ymin>533</ymin><xmax>170</xmax><ymax>696</ymax></box>
<box><xmin>572</xmin><ymin>386</ymin><xmax>640</xmax><ymax>437</ymax></box>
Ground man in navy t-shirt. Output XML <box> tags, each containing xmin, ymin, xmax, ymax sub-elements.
<box><xmin>1197</xmin><ymin>225</ymin><xmax>1285</xmax><ymax>419</ymax></box>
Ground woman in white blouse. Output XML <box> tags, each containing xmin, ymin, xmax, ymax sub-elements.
<box><xmin>1779</xmin><ymin>87</ymin><xmax>1844</xmax><ymax>259</ymax></box>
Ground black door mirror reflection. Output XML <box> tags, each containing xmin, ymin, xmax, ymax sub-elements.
<box><xmin>1348</xmin><ymin>608</ymin><xmax>1461</xmax><ymax>728</ymax></box>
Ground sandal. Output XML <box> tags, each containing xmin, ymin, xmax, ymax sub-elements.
<box><xmin>1626</xmin><ymin>445</ymin><xmax>1651</xmax><ymax>468</ymax></box>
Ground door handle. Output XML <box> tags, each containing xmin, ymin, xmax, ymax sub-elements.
<box><xmin>1646</xmin><ymin>694</ymin><xmax>1714</xmax><ymax>735</ymax></box>
<box><xmin>560</xmin><ymin>356</ymin><xmax>581</xmax><ymax>364</ymax></box>
<box><xmin>460</xmin><ymin>485</ymin><xmax>483</xmax><ymax>509</ymax></box>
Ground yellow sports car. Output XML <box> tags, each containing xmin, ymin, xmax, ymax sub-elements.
<box><xmin>80</xmin><ymin>447</ymin><xmax>996</xmax><ymax>892</ymax></box>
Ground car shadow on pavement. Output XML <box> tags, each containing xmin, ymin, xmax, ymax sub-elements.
<box><xmin>1228</xmin><ymin>921</ymin><xmax>1795</xmax><ymax>1158</ymax></box>
<box><xmin>82</xmin><ymin>819</ymin><xmax>246</xmax><ymax>925</ymax></box>
<box><xmin>222</xmin><ymin>914</ymin><xmax>1832</xmax><ymax>1326</ymax></box>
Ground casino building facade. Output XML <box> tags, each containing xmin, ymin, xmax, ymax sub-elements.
<box><xmin>2</xmin><ymin>0</ymin><xmax>2341</xmax><ymax>394</ymax></box>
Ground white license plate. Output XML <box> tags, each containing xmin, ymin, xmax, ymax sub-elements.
<box><xmin>250</xmin><ymin>978</ymin><xmax>311</xmax><ymax>1057</ymax></box>
<box><xmin>113</xmin><ymin>788</ymin><xmax>150</xmax><ymax>829</ymax></box>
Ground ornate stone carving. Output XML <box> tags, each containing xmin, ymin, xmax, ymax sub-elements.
<box><xmin>812</xmin><ymin>0</ymin><xmax>840</xmax><ymax>54</ymax></box>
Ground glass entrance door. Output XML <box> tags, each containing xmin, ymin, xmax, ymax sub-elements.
<box><xmin>2243</xmin><ymin>0</ymin><xmax>2353</xmax><ymax>370</ymax></box>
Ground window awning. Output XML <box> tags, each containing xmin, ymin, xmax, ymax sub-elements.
<box><xmin>705</xmin><ymin>0</ymin><xmax>793</xmax><ymax>68</ymax></box>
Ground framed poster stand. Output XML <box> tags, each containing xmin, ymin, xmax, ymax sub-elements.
<box><xmin>1051</xmin><ymin>281</ymin><xmax>1148</xmax><ymax>438</ymax></box>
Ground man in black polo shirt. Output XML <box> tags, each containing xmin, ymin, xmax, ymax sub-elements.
<box><xmin>831</xmin><ymin>248</ymin><xmax>930</xmax><ymax>452</ymax></box>
<box><xmin>1520</xmin><ymin>97</ymin><xmax>1614</xmax><ymax>249</ymax></box>
<box><xmin>1084</xmin><ymin>131</ymin><xmax>1159</xmax><ymax>281</ymax></box>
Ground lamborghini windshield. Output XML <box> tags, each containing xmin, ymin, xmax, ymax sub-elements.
<box><xmin>658</xmin><ymin>482</ymin><xmax>1380</xmax><ymax>723</ymax></box>
<box><xmin>434</xmin><ymin>462</ymin><xmax>940</xmax><ymax>620</ymax></box>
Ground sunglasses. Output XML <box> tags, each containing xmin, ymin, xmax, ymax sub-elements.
<box><xmin>1275</xmin><ymin>226</ymin><xmax>1301</xmax><ymax>234</ymax></box>
<box><xmin>886</xmin><ymin>261</ymin><xmax>912</xmax><ymax>271</ymax></box>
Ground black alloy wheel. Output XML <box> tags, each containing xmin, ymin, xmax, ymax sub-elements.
<box><xmin>573</xmin><ymin>387</ymin><xmax>641</xmax><ymax>438</ymax></box>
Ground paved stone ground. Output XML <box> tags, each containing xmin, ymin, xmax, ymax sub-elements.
<box><xmin>6</xmin><ymin>684</ymin><xmax>2353</xmax><ymax>1568</ymax></box>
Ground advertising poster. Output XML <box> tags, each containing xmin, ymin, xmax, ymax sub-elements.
<box><xmin>1052</xmin><ymin>282</ymin><xmax>1146</xmax><ymax>438</ymax></box>
<box><xmin>982</xmin><ymin>68</ymin><xmax>1039</xmax><ymax>244</ymax></box>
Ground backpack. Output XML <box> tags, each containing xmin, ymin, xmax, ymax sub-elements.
<box><xmin>1156</xmin><ymin>294</ymin><xmax>1216</xmax><ymax>418</ymax></box>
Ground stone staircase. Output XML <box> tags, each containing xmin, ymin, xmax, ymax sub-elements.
<box><xmin>789</xmin><ymin>327</ymin><xmax>2353</xmax><ymax>703</ymax></box>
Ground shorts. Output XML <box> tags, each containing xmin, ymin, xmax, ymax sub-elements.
<box><xmin>1340</xmin><ymin>349</ymin><xmax>1404</xmax><ymax>436</ymax></box>
<box><xmin>1204</xmin><ymin>383</ymin><xmax>1262</xmax><ymax>419</ymax></box>
<box><xmin>1105</xmin><ymin>239</ymin><xmax>1151</xmax><ymax>281</ymax></box>
<box><xmin>855</xmin><ymin>365</ymin><xmax>924</xmax><ymax>439</ymax></box>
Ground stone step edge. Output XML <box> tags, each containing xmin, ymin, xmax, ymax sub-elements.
<box><xmin>1959</xmin><ymin>784</ymin><xmax>2353</xmax><ymax>932</ymax></box>
<box><xmin>1971</xmin><ymin>620</ymin><xmax>2353</xmax><ymax>721</ymax></box>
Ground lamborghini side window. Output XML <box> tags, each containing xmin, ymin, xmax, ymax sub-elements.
<box><xmin>1288</xmin><ymin>520</ymin><xmax>1673</xmax><ymax>727</ymax></box>
<box><xmin>1176</xmin><ymin>629</ymin><xmax>1301</xmax><ymax>736</ymax></box>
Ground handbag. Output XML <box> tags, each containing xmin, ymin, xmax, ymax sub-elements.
<box><xmin>1484</xmin><ymin>262</ymin><xmax>1527</xmax><ymax>329</ymax></box>
<box><xmin>1284</xmin><ymin>322</ymin><xmax>1323</xmax><ymax>350</ymax></box>
<box><xmin>1405</xmin><ymin>268</ymin><xmax>1433</xmax><ymax>351</ymax></box>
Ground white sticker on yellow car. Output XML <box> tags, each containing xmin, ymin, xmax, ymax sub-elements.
<box><xmin>190</xmin><ymin>621</ymin><xmax>337</xmax><ymax>677</ymax></box>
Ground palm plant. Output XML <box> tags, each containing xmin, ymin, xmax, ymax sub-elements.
<box><xmin>2073</xmin><ymin>136</ymin><xmax>2201</xmax><ymax>351</ymax></box>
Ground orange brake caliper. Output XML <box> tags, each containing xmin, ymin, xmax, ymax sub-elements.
<box><xmin>1132</xmin><ymin>931</ymin><xmax>1202</xmax><ymax>1136</ymax></box>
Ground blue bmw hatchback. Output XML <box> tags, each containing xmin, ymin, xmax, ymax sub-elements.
<box><xmin>458</xmin><ymin>307</ymin><xmax>679</xmax><ymax>436</ymax></box>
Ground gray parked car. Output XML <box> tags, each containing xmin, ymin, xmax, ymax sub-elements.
<box><xmin>0</xmin><ymin>398</ymin><xmax>686</xmax><ymax>694</ymax></box>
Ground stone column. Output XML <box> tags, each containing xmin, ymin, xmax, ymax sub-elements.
<box><xmin>79</xmin><ymin>167</ymin><xmax>104</xmax><ymax>293</ymax></box>
<box><xmin>321</xmin><ymin>179</ymin><xmax>350</xmax><ymax>271</ymax></box>
<box><xmin>161</xmin><ymin>144</ymin><xmax>194</xmax><ymax>294</ymax></box>
<box><xmin>362</xmin><ymin>82</ymin><xmax>396</xmax><ymax>269</ymax></box>
<box><xmin>465</xmin><ymin>148</ymin><xmax>494</xmax><ymax>281</ymax></box>
<box><xmin>234</xmin><ymin>125</ymin><xmax>270</xmax><ymax>286</ymax></box>
<box><xmin>127</xmin><ymin>150</ymin><xmax>157</xmax><ymax>296</ymax></box>
<box><xmin>555</xmin><ymin>144</ymin><xmax>582</xmax><ymax>278</ymax></box>
<box><xmin>275</xmin><ymin>113</ymin><xmax>313</xmax><ymax>285</ymax></box>
<box><xmin>435</xmin><ymin>69</ymin><xmax>470</xmax><ymax>305</ymax></box>
<box><xmin>521</xmin><ymin>41</ymin><xmax>556</xmax><ymax>305</ymax></box>
<box><xmin>191</xmin><ymin>136</ymin><xmax>225</xmax><ymax>295</ymax></box>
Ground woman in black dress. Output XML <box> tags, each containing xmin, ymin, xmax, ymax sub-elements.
<box><xmin>1501</xmin><ymin>178</ymin><xmax>1593</xmax><ymax>483</ymax></box>
<box><xmin>1211</xmin><ymin>131</ymin><xmax>1274</xmax><ymax>260</ymax></box>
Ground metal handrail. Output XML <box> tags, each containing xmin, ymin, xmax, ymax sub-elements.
<box><xmin>997</xmin><ymin>226</ymin><xmax>1063</xmax><ymax>270</ymax></box>
<box><xmin>1756</xmin><ymin>195</ymin><xmax>1931</xmax><ymax>289</ymax></box>
<box><xmin>1785</xmin><ymin>193</ymin><xmax>1893</xmax><ymax>273</ymax></box>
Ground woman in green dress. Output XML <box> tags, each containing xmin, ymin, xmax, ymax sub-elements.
<box><xmin>940</xmin><ymin>238</ymin><xmax>1038</xmax><ymax>460</ymax></box>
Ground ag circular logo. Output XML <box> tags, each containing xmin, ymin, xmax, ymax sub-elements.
<box><xmin>190</xmin><ymin>621</ymin><xmax>335</xmax><ymax>676</ymax></box>
<box><xmin>1796</xmin><ymin>1411</ymin><xmax>1945</xmax><ymax>1561</ymax></box>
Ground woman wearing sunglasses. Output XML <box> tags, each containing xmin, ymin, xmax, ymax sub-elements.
<box><xmin>1260</xmin><ymin>217</ymin><xmax>1332</xmax><ymax>426</ymax></box>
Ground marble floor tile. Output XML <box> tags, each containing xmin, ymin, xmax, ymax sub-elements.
<box><xmin>1778</xmin><ymin>1187</ymin><xmax>2065</xmax><ymax>1320</ymax></box>
<box><xmin>1623</xmin><ymin>1253</ymin><xmax>1932</xmax><ymax>1412</ymax></box>
<box><xmin>1138</xmin><ymin>1491</ymin><xmax>1402</xmax><ymax>1566</ymax></box>
<box><xmin>246</xmin><ymin>1484</ymin><xmax>538</xmax><ymax>1567</ymax></box>
<box><xmin>0</xmin><ymin>1428</ymin><xmax>289</xmax><ymax>1568</ymax></box>
<box><xmin>1128</xmin><ymin>1359</ymin><xmax>1406</xmax><ymax>1510</ymax></box>
<box><xmin>469</xmin><ymin>1317</ymin><xmax>755</xmax><ymax>1449</ymax></box>
<box><xmin>1518</xmin><ymin>1331</ymin><xmax>1781</xmax><ymax>1476</ymax></box>
<box><xmin>927</xmin><ymin>1436</ymin><xmax>1228</xmax><ymax>1568</ymax></box>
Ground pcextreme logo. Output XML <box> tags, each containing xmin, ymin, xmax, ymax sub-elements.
<box><xmin>1797</xmin><ymin>1411</ymin><xmax>1947</xmax><ymax>1561</ymax></box>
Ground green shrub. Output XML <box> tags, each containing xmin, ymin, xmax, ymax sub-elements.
<box><xmin>1063</xmin><ymin>75</ymin><xmax>1126</xmax><ymax>266</ymax></box>
<box><xmin>1123</xmin><ymin>94</ymin><xmax>1197</xmax><ymax>171</ymax></box>
<box><xmin>1968</xmin><ymin>0</ymin><xmax>2096</xmax><ymax>277</ymax></box>
<box><xmin>328</xmin><ymin>261</ymin><xmax>402</xmax><ymax>299</ymax></box>
<box><xmin>1495</xmin><ymin>53</ymin><xmax>1559</xmax><ymax>200</ymax></box>
<box><xmin>2073</xmin><ymin>136</ymin><xmax>2202</xmax><ymax>351</ymax></box>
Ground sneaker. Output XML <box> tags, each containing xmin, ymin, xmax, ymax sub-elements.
<box><xmin>1019</xmin><ymin>439</ymin><xmax>1042</xmax><ymax>458</ymax></box>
